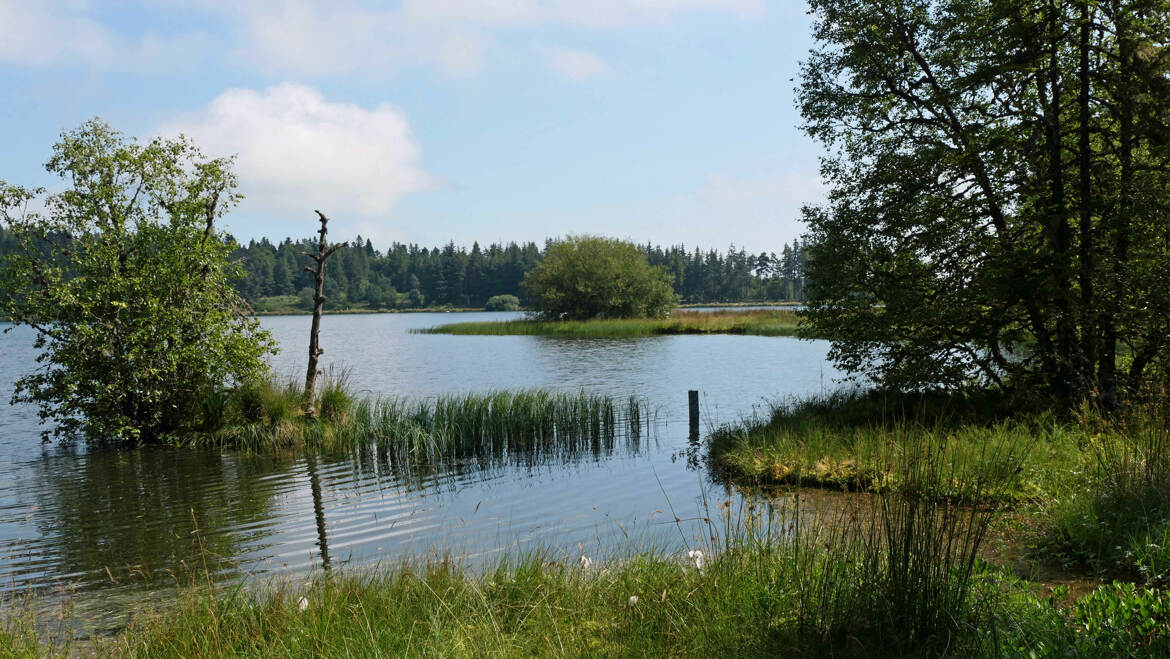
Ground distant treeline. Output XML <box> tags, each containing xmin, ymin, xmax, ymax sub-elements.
<box><xmin>0</xmin><ymin>227</ymin><xmax>807</xmax><ymax>311</ymax></box>
<box><xmin>230</xmin><ymin>236</ymin><xmax>808</xmax><ymax>310</ymax></box>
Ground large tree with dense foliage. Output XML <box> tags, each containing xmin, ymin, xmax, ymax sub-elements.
<box><xmin>799</xmin><ymin>0</ymin><xmax>1170</xmax><ymax>402</ymax></box>
<box><xmin>522</xmin><ymin>235</ymin><xmax>677</xmax><ymax>320</ymax></box>
<box><xmin>0</xmin><ymin>120</ymin><xmax>275</xmax><ymax>443</ymax></box>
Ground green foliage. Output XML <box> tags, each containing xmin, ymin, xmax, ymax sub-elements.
<box><xmin>0</xmin><ymin>119</ymin><xmax>275</xmax><ymax>444</ymax></box>
<box><xmin>798</xmin><ymin>0</ymin><xmax>1170</xmax><ymax>399</ymax></box>
<box><xmin>522</xmin><ymin>235</ymin><xmax>678</xmax><ymax>320</ymax></box>
<box><xmin>1071</xmin><ymin>583</ymin><xmax>1170</xmax><ymax>654</ymax></box>
<box><xmin>483</xmin><ymin>293</ymin><xmax>521</xmax><ymax>311</ymax></box>
<box><xmin>1036</xmin><ymin>399</ymin><xmax>1170</xmax><ymax>582</ymax></box>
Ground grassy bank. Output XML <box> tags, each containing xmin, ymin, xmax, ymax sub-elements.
<box><xmin>185</xmin><ymin>378</ymin><xmax>652</xmax><ymax>459</ymax></box>
<box><xmin>418</xmin><ymin>309</ymin><xmax>801</xmax><ymax>337</ymax></box>
<box><xmin>709</xmin><ymin>389</ymin><xmax>1170</xmax><ymax>592</ymax></box>
<box><xmin>6</xmin><ymin>442</ymin><xmax>1167</xmax><ymax>657</ymax></box>
<box><xmin>707</xmin><ymin>390</ymin><xmax>1089</xmax><ymax>502</ymax></box>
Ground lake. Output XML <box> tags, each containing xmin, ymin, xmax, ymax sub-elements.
<box><xmin>0</xmin><ymin>312</ymin><xmax>840</xmax><ymax>623</ymax></box>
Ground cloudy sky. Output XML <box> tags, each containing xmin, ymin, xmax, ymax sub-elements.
<box><xmin>0</xmin><ymin>0</ymin><xmax>821</xmax><ymax>252</ymax></box>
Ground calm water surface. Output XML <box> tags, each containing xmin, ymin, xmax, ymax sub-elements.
<box><xmin>0</xmin><ymin>312</ymin><xmax>838</xmax><ymax>622</ymax></box>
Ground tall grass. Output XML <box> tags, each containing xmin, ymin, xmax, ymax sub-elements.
<box><xmin>187</xmin><ymin>378</ymin><xmax>654</xmax><ymax>467</ymax></box>
<box><xmin>418</xmin><ymin>309</ymin><xmax>802</xmax><ymax>337</ymax></box>
<box><xmin>1037</xmin><ymin>396</ymin><xmax>1170</xmax><ymax>582</ymax></box>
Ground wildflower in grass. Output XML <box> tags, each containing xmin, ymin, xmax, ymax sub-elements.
<box><xmin>628</xmin><ymin>595</ymin><xmax>639</xmax><ymax>606</ymax></box>
<box><xmin>579</xmin><ymin>555</ymin><xmax>593</xmax><ymax>569</ymax></box>
<box><xmin>298</xmin><ymin>597</ymin><xmax>309</xmax><ymax>612</ymax></box>
<box><xmin>687</xmin><ymin>549</ymin><xmax>705</xmax><ymax>571</ymax></box>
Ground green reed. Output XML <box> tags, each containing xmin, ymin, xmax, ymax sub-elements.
<box><xmin>186</xmin><ymin>379</ymin><xmax>654</xmax><ymax>465</ymax></box>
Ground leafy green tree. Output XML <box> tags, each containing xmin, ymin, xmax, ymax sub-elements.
<box><xmin>484</xmin><ymin>294</ymin><xmax>521</xmax><ymax>311</ymax></box>
<box><xmin>0</xmin><ymin>119</ymin><xmax>275</xmax><ymax>443</ymax></box>
<box><xmin>522</xmin><ymin>235</ymin><xmax>677</xmax><ymax>320</ymax></box>
<box><xmin>798</xmin><ymin>0</ymin><xmax>1170</xmax><ymax>401</ymax></box>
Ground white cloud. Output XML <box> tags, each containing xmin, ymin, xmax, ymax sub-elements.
<box><xmin>1</xmin><ymin>0</ymin><xmax>764</xmax><ymax>76</ymax></box>
<box><xmin>539</xmin><ymin>46</ymin><xmax>608</xmax><ymax>80</ymax></box>
<box><xmin>158</xmin><ymin>83</ymin><xmax>432</xmax><ymax>223</ymax></box>
<box><xmin>0</xmin><ymin>1</ymin><xmax>213</xmax><ymax>71</ymax></box>
<box><xmin>0</xmin><ymin>1</ymin><xmax>116</xmax><ymax>66</ymax></box>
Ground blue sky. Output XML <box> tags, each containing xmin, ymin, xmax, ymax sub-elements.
<box><xmin>0</xmin><ymin>1</ymin><xmax>822</xmax><ymax>253</ymax></box>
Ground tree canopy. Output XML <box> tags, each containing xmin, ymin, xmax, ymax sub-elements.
<box><xmin>0</xmin><ymin>119</ymin><xmax>275</xmax><ymax>443</ymax></box>
<box><xmin>799</xmin><ymin>0</ymin><xmax>1170</xmax><ymax>402</ymax></box>
<box><xmin>522</xmin><ymin>235</ymin><xmax>678</xmax><ymax>320</ymax></box>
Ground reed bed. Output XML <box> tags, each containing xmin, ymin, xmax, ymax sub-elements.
<box><xmin>417</xmin><ymin>309</ymin><xmax>802</xmax><ymax>337</ymax></box>
<box><xmin>187</xmin><ymin>378</ymin><xmax>654</xmax><ymax>466</ymax></box>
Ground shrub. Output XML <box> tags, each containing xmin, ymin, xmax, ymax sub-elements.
<box><xmin>484</xmin><ymin>294</ymin><xmax>520</xmax><ymax>311</ymax></box>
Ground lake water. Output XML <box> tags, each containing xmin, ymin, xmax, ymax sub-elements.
<box><xmin>0</xmin><ymin>312</ymin><xmax>839</xmax><ymax>624</ymax></box>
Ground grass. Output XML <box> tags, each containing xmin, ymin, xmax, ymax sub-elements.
<box><xmin>7</xmin><ymin>425</ymin><xmax>1167</xmax><ymax>657</ymax></box>
<box><xmin>1033</xmin><ymin>396</ymin><xmax>1170</xmax><ymax>583</ymax></box>
<box><xmin>184</xmin><ymin>376</ymin><xmax>654</xmax><ymax>463</ymax></box>
<box><xmin>417</xmin><ymin>309</ymin><xmax>802</xmax><ymax>337</ymax></box>
<box><xmin>707</xmin><ymin>389</ymin><xmax>1089</xmax><ymax>502</ymax></box>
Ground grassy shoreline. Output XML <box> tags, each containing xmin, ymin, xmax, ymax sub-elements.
<box><xmin>7</xmin><ymin>439</ymin><xmax>1166</xmax><ymax>657</ymax></box>
<box><xmin>418</xmin><ymin>309</ymin><xmax>802</xmax><ymax>338</ymax></box>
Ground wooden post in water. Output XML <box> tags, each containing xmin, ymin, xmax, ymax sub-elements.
<box><xmin>688</xmin><ymin>390</ymin><xmax>700</xmax><ymax>442</ymax></box>
<box><xmin>303</xmin><ymin>210</ymin><xmax>348</xmax><ymax>418</ymax></box>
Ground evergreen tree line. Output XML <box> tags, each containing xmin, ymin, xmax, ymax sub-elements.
<box><xmin>229</xmin><ymin>235</ymin><xmax>808</xmax><ymax>310</ymax></box>
<box><xmin>0</xmin><ymin>227</ymin><xmax>807</xmax><ymax>311</ymax></box>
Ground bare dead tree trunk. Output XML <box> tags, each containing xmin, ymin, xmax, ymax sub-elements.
<box><xmin>303</xmin><ymin>210</ymin><xmax>348</xmax><ymax>419</ymax></box>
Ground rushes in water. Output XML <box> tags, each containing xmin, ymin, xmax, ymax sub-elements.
<box><xmin>190</xmin><ymin>378</ymin><xmax>654</xmax><ymax>464</ymax></box>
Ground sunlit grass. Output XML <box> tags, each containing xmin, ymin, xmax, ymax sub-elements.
<box><xmin>707</xmin><ymin>389</ymin><xmax>1090</xmax><ymax>503</ymax></box>
<box><xmin>184</xmin><ymin>377</ymin><xmax>654</xmax><ymax>464</ymax></box>
<box><xmin>417</xmin><ymin>309</ymin><xmax>802</xmax><ymax>337</ymax></box>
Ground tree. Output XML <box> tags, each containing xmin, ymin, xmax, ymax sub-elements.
<box><xmin>485</xmin><ymin>294</ymin><xmax>521</xmax><ymax>311</ymax></box>
<box><xmin>302</xmin><ymin>211</ymin><xmax>348</xmax><ymax>419</ymax></box>
<box><xmin>522</xmin><ymin>235</ymin><xmax>677</xmax><ymax>320</ymax></box>
<box><xmin>798</xmin><ymin>0</ymin><xmax>1170</xmax><ymax>401</ymax></box>
<box><xmin>0</xmin><ymin>119</ymin><xmax>275</xmax><ymax>443</ymax></box>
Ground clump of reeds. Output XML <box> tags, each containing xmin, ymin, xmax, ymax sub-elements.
<box><xmin>186</xmin><ymin>378</ymin><xmax>654</xmax><ymax>468</ymax></box>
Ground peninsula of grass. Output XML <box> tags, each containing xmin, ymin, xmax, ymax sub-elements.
<box><xmin>706</xmin><ymin>389</ymin><xmax>1096</xmax><ymax>502</ymax></box>
<box><xmin>418</xmin><ymin>309</ymin><xmax>802</xmax><ymax>338</ymax></box>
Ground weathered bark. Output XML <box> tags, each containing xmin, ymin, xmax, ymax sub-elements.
<box><xmin>303</xmin><ymin>210</ymin><xmax>348</xmax><ymax>419</ymax></box>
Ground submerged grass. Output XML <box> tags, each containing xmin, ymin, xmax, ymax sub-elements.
<box><xmin>418</xmin><ymin>309</ymin><xmax>802</xmax><ymax>337</ymax></box>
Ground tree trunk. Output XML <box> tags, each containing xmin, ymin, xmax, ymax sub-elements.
<box><xmin>303</xmin><ymin>211</ymin><xmax>348</xmax><ymax>419</ymax></box>
<box><xmin>1077</xmin><ymin>0</ymin><xmax>1096</xmax><ymax>387</ymax></box>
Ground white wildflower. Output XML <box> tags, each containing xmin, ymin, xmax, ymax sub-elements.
<box><xmin>297</xmin><ymin>596</ymin><xmax>309</xmax><ymax>612</ymax></box>
<box><xmin>579</xmin><ymin>555</ymin><xmax>593</xmax><ymax>569</ymax></box>
<box><xmin>627</xmin><ymin>595</ymin><xmax>639</xmax><ymax>606</ymax></box>
<box><xmin>687</xmin><ymin>549</ymin><xmax>705</xmax><ymax>571</ymax></box>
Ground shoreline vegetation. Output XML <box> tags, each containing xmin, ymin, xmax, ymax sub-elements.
<box><xmin>183</xmin><ymin>378</ymin><xmax>653</xmax><ymax>457</ymax></box>
<box><xmin>8</xmin><ymin>393</ymin><xmax>1170</xmax><ymax>656</ymax></box>
<box><xmin>418</xmin><ymin>309</ymin><xmax>803</xmax><ymax>338</ymax></box>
